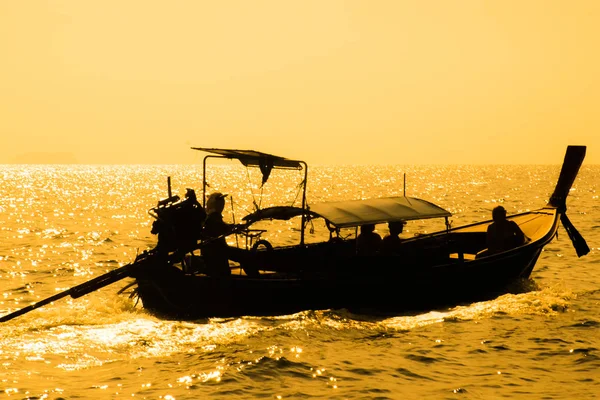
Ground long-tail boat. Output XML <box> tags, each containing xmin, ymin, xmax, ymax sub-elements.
<box><xmin>132</xmin><ymin>146</ymin><xmax>589</xmax><ymax>319</ymax></box>
<box><xmin>0</xmin><ymin>146</ymin><xmax>589</xmax><ymax>322</ymax></box>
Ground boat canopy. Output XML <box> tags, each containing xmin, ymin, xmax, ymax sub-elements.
<box><xmin>242</xmin><ymin>206</ymin><xmax>318</xmax><ymax>224</ymax></box>
<box><xmin>191</xmin><ymin>147</ymin><xmax>303</xmax><ymax>170</ymax></box>
<box><xmin>309</xmin><ymin>196</ymin><xmax>451</xmax><ymax>228</ymax></box>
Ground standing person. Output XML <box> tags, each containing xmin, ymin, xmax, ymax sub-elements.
<box><xmin>202</xmin><ymin>192</ymin><xmax>235</xmax><ymax>277</ymax></box>
<box><xmin>356</xmin><ymin>224</ymin><xmax>382</xmax><ymax>255</ymax></box>
<box><xmin>486</xmin><ymin>205</ymin><xmax>527</xmax><ymax>254</ymax></box>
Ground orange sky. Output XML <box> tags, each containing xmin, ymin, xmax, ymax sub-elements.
<box><xmin>1</xmin><ymin>1</ymin><xmax>598</xmax><ymax>165</ymax></box>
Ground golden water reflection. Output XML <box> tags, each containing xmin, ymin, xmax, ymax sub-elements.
<box><xmin>0</xmin><ymin>281</ymin><xmax>575</xmax><ymax>376</ymax></box>
<box><xmin>1</xmin><ymin>164</ymin><xmax>596</xmax><ymax>398</ymax></box>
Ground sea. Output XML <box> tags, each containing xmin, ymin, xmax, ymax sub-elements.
<box><xmin>0</xmin><ymin>163</ymin><xmax>598</xmax><ymax>399</ymax></box>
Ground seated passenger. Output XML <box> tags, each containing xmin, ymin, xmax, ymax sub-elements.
<box><xmin>486</xmin><ymin>206</ymin><xmax>527</xmax><ymax>254</ymax></box>
<box><xmin>381</xmin><ymin>221</ymin><xmax>405</xmax><ymax>254</ymax></box>
<box><xmin>356</xmin><ymin>224</ymin><xmax>382</xmax><ymax>255</ymax></box>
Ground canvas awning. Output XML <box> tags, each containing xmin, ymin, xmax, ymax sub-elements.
<box><xmin>191</xmin><ymin>147</ymin><xmax>303</xmax><ymax>170</ymax></box>
<box><xmin>309</xmin><ymin>196</ymin><xmax>451</xmax><ymax>228</ymax></box>
<box><xmin>242</xmin><ymin>206</ymin><xmax>317</xmax><ymax>224</ymax></box>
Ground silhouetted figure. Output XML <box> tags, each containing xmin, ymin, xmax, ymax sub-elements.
<box><xmin>486</xmin><ymin>206</ymin><xmax>527</xmax><ymax>254</ymax></box>
<box><xmin>202</xmin><ymin>192</ymin><xmax>234</xmax><ymax>277</ymax></box>
<box><xmin>381</xmin><ymin>221</ymin><xmax>405</xmax><ymax>254</ymax></box>
<box><xmin>356</xmin><ymin>224</ymin><xmax>382</xmax><ymax>255</ymax></box>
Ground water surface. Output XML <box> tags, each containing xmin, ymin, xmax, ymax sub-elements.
<box><xmin>1</xmin><ymin>164</ymin><xmax>598</xmax><ymax>399</ymax></box>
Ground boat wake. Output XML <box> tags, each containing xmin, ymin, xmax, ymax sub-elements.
<box><xmin>0</xmin><ymin>281</ymin><xmax>577</xmax><ymax>375</ymax></box>
<box><xmin>379</xmin><ymin>283</ymin><xmax>575</xmax><ymax>331</ymax></box>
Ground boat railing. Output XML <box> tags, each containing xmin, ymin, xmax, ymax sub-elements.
<box><xmin>236</xmin><ymin>228</ymin><xmax>267</xmax><ymax>250</ymax></box>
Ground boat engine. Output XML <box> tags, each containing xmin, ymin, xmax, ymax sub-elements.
<box><xmin>150</xmin><ymin>188</ymin><xmax>206</xmax><ymax>256</ymax></box>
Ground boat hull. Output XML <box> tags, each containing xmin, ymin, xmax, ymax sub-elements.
<box><xmin>133</xmin><ymin>214</ymin><xmax>554</xmax><ymax>320</ymax></box>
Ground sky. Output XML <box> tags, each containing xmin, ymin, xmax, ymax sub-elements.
<box><xmin>1</xmin><ymin>1</ymin><xmax>599</xmax><ymax>165</ymax></box>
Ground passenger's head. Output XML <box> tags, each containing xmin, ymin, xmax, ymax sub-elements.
<box><xmin>207</xmin><ymin>192</ymin><xmax>227</xmax><ymax>214</ymax></box>
<box><xmin>360</xmin><ymin>224</ymin><xmax>375</xmax><ymax>234</ymax></box>
<box><xmin>492</xmin><ymin>205</ymin><xmax>507</xmax><ymax>222</ymax></box>
<box><xmin>388</xmin><ymin>221</ymin><xmax>405</xmax><ymax>235</ymax></box>
<box><xmin>185</xmin><ymin>188</ymin><xmax>197</xmax><ymax>202</ymax></box>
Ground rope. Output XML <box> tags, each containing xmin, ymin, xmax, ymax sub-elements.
<box><xmin>230</xmin><ymin>196</ymin><xmax>239</xmax><ymax>247</ymax></box>
<box><xmin>245</xmin><ymin>166</ymin><xmax>260</xmax><ymax>212</ymax></box>
<box><xmin>289</xmin><ymin>169</ymin><xmax>306</xmax><ymax>207</ymax></box>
